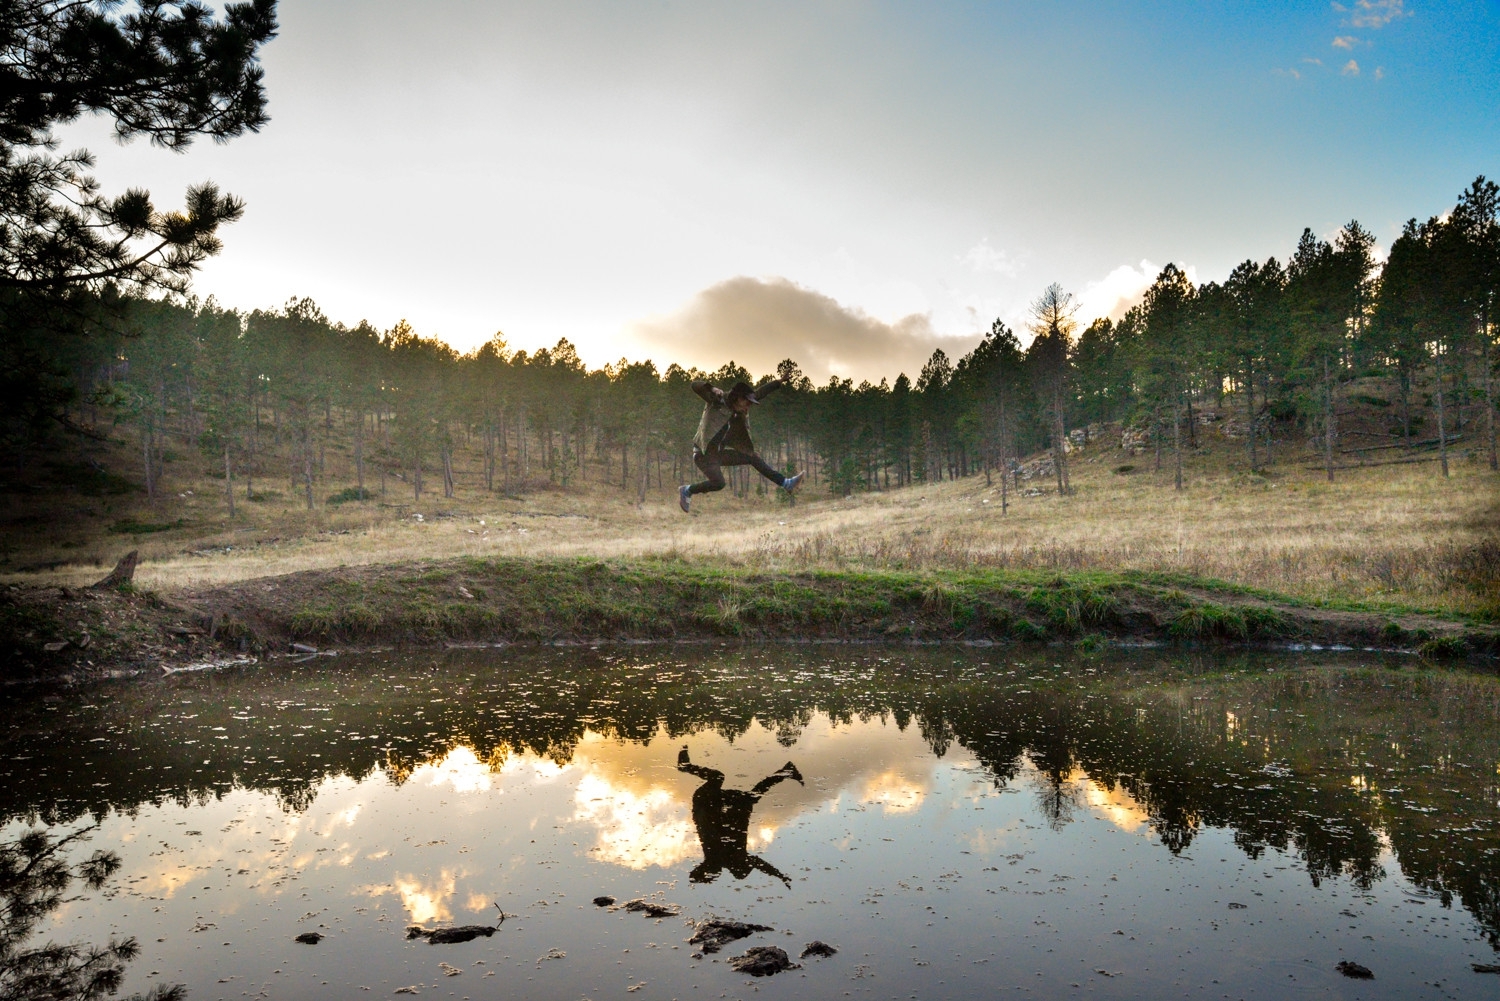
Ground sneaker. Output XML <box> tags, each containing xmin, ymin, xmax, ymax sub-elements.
<box><xmin>782</xmin><ymin>472</ymin><xmax>804</xmax><ymax>492</ymax></box>
<box><xmin>678</xmin><ymin>484</ymin><xmax>692</xmax><ymax>513</ymax></box>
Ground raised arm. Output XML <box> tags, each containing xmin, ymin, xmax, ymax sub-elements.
<box><xmin>751</xmin><ymin>378</ymin><xmax>784</xmax><ymax>401</ymax></box>
<box><xmin>691</xmin><ymin>380</ymin><xmax>724</xmax><ymax>406</ymax></box>
<box><xmin>678</xmin><ymin>745</ymin><xmax>724</xmax><ymax>782</ymax></box>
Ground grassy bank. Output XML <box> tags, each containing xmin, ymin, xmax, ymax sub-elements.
<box><xmin>6</xmin><ymin>423</ymin><xmax>1496</xmax><ymax>622</ymax></box>
<box><xmin>5</xmin><ymin>556</ymin><xmax>1494</xmax><ymax>682</ymax></box>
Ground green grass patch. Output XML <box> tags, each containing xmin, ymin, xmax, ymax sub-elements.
<box><xmin>234</xmin><ymin>556</ymin><xmax>1489</xmax><ymax>652</ymax></box>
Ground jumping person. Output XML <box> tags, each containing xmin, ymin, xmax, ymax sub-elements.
<box><xmin>677</xmin><ymin>745</ymin><xmax>803</xmax><ymax>886</ymax></box>
<box><xmin>679</xmin><ymin>378</ymin><xmax>803</xmax><ymax>513</ymax></box>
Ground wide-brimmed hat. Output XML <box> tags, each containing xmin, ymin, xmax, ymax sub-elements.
<box><xmin>726</xmin><ymin>381</ymin><xmax>760</xmax><ymax>405</ymax></box>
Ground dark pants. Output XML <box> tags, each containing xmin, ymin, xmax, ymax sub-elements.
<box><xmin>688</xmin><ymin>448</ymin><xmax>784</xmax><ymax>495</ymax></box>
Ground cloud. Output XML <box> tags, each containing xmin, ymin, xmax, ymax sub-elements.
<box><xmin>1347</xmin><ymin>0</ymin><xmax>1407</xmax><ymax>28</ymax></box>
<box><xmin>630</xmin><ymin>276</ymin><xmax>980</xmax><ymax>384</ymax></box>
<box><xmin>1077</xmin><ymin>259</ymin><xmax>1160</xmax><ymax>324</ymax></box>
<box><xmin>1332</xmin><ymin>35</ymin><xmax>1358</xmax><ymax>49</ymax></box>
<box><xmin>1374</xmin><ymin>66</ymin><xmax>1385</xmax><ymax>79</ymax></box>
<box><xmin>960</xmin><ymin>239</ymin><xmax>1021</xmax><ymax>277</ymax></box>
<box><xmin>1341</xmin><ymin>58</ymin><xmax>1360</xmax><ymax>75</ymax></box>
<box><xmin>1274</xmin><ymin>67</ymin><xmax>1302</xmax><ymax>79</ymax></box>
<box><xmin>1302</xmin><ymin>57</ymin><xmax>1324</xmax><ymax>65</ymax></box>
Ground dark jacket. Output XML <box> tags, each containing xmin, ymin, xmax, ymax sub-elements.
<box><xmin>691</xmin><ymin>378</ymin><xmax>782</xmax><ymax>454</ymax></box>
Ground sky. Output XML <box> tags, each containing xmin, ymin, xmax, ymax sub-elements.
<box><xmin>67</xmin><ymin>0</ymin><xmax>1500</xmax><ymax>383</ymax></box>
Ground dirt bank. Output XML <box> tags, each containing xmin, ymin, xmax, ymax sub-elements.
<box><xmin>3</xmin><ymin>557</ymin><xmax>1495</xmax><ymax>682</ymax></box>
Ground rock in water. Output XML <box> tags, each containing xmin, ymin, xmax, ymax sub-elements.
<box><xmin>405</xmin><ymin>924</ymin><xmax>497</xmax><ymax>944</ymax></box>
<box><xmin>1472</xmin><ymin>964</ymin><xmax>1500</xmax><ymax>974</ymax></box>
<box><xmin>1336</xmin><ymin>961</ymin><xmax>1374</xmax><ymax>979</ymax></box>
<box><xmin>800</xmin><ymin>940</ymin><xmax>837</xmax><ymax>959</ymax></box>
<box><xmin>688</xmin><ymin>918</ymin><xmax>773</xmax><ymax>954</ymax></box>
<box><xmin>295</xmin><ymin>931</ymin><xmax>323</xmax><ymax>944</ymax></box>
<box><xmin>622</xmin><ymin>898</ymin><xmax>680</xmax><ymax>918</ymax></box>
<box><xmin>728</xmin><ymin>946</ymin><xmax>801</xmax><ymax>977</ymax></box>
<box><xmin>593</xmin><ymin>896</ymin><xmax>616</xmax><ymax>907</ymax></box>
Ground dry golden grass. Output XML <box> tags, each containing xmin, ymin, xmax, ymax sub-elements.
<box><xmin>8</xmin><ymin>428</ymin><xmax>1496</xmax><ymax>618</ymax></box>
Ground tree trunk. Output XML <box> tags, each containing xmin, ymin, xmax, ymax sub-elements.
<box><xmin>1435</xmin><ymin>347</ymin><xmax>1451</xmax><ymax>479</ymax></box>
<box><xmin>1322</xmin><ymin>356</ymin><xmax>1336</xmax><ymax>484</ymax></box>
<box><xmin>355</xmin><ymin>413</ymin><xmax>365</xmax><ymax>492</ymax></box>
<box><xmin>1484</xmin><ymin>316</ymin><xmax>1497</xmax><ymax>471</ymax></box>
<box><xmin>1245</xmin><ymin>360</ymin><xmax>1257</xmax><ymax>472</ymax></box>
<box><xmin>1153</xmin><ymin>405</ymin><xmax>1163</xmax><ymax>473</ymax></box>
<box><xmin>224</xmin><ymin>443</ymin><xmax>235</xmax><ymax>519</ymax></box>
<box><xmin>1399</xmin><ymin>366</ymin><xmax>1412</xmax><ymax>451</ymax></box>
<box><xmin>1052</xmin><ymin>386</ymin><xmax>1070</xmax><ymax>495</ymax></box>
<box><xmin>1173</xmin><ymin>391</ymin><xmax>1184</xmax><ymax>492</ymax></box>
<box><xmin>142</xmin><ymin>424</ymin><xmax>155</xmax><ymax>504</ymax></box>
<box><xmin>303</xmin><ymin>442</ymin><xmax>315</xmax><ymax>510</ymax></box>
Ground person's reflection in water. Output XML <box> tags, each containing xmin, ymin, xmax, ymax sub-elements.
<box><xmin>678</xmin><ymin>745</ymin><xmax>802</xmax><ymax>887</ymax></box>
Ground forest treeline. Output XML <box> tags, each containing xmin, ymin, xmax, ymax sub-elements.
<box><xmin>6</xmin><ymin>175</ymin><xmax>1498</xmax><ymax>509</ymax></box>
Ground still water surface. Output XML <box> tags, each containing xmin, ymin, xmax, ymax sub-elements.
<box><xmin>4</xmin><ymin>648</ymin><xmax>1500</xmax><ymax>1000</ymax></box>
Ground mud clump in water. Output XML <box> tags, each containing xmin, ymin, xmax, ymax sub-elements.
<box><xmin>1336</xmin><ymin>961</ymin><xmax>1374</xmax><ymax>979</ymax></box>
<box><xmin>689</xmin><ymin>918</ymin><xmax>773</xmax><ymax>954</ymax></box>
<box><xmin>622</xmin><ymin>899</ymin><xmax>680</xmax><ymax>918</ymax></box>
<box><xmin>406</xmin><ymin>924</ymin><xmax>497</xmax><ymax>944</ymax></box>
<box><xmin>801</xmin><ymin>940</ymin><xmax>837</xmax><ymax>959</ymax></box>
<box><xmin>729</xmin><ymin>946</ymin><xmax>801</xmax><ymax>977</ymax></box>
<box><xmin>294</xmin><ymin>932</ymin><xmax>323</xmax><ymax>944</ymax></box>
<box><xmin>593</xmin><ymin>896</ymin><xmax>616</xmax><ymax>907</ymax></box>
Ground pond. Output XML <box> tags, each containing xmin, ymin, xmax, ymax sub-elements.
<box><xmin>3</xmin><ymin>647</ymin><xmax>1500</xmax><ymax>1000</ymax></box>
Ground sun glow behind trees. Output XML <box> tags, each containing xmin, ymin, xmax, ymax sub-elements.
<box><xmin>8</xmin><ymin>179</ymin><xmax>1500</xmax><ymax>509</ymax></box>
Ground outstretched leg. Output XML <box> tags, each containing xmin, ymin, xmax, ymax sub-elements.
<box><xmin>719</xmin><ymin>448</ymin><xmax>785</xmax><ymax>486</ymax></box>
<box><xmin>750</xmin><ymin>760</ymin><xmax>804</xmax><ymax>796</ymax></box>
<box><xmin>685</xmin><ymin>450</ymin><xmax>727</xmax><ymax>496</ymax></box>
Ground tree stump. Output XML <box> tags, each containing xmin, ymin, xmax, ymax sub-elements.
<box><xmin>91</xmin><ymin>550</ymin><xmax>139</xmax><ymax>589</ymax></box>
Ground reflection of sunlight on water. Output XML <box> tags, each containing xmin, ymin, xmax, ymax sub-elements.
<box><xmin>859</xmin><ymin>770</ymin><xmax>926</xmax><ymax>814</ymax></box>
<box><xmin>572</xmin><ymin>772</ymin><xmax>696</xmax><ymax>869</ymax></box>
<box><xmin>1074</xmin><ymin>769</ymin><xmax>1150</xmax><ymax>834</ymax></box>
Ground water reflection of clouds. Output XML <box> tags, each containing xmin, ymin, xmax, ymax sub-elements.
<box><xmin>365</xmin><ymin>869</ymin><xmax>461</xmax><ymax>924</ymax></box>
<box><xmin>1076</xmin><ymin>770</ymin><xmax>1151</xmax><ymax>834</ymax></box>
<box><xmin>561</xmin><ymin>715</ymin><xmax>973</xmax><ymax>865</ymax></box>
<box><xmin>74</xmin><ymin>713</ymin><xmax>994</xmax><ymax>929</ymax></box>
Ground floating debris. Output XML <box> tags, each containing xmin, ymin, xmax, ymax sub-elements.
<box><xmin>689</xmin><ymin>918</ymin><xmax>773</xmax><ymax>954</ymax></box>
<box><xmin>1336</xmin><ymin>961</ymin><xmax>1374</xmax><ymax>979</ymax></box>
<box><xmin>162</xmin><ymin>655</ymin><xmax>256</xmax><ymax>675</ymax></box>
<box><xmin>593</xmin><ymin>895</ymin><xmax>616</xmax><ymax>907</ymax></box>
<box><xmin>728</xmin><ymin>946</ymin><xmax>801</xmax><ymax>977</ymax></box>
<box><xmin>294</xmin><ymin>931</ymin><xmax>323</xmax><ymax>944</ymax></box>
<box><xmin>393</xmin><ymin>987</ymin><xmax>420</xmax><ymax>995</ymax></box>
<box><xmin>438</xmin><ymin>962</ymin><xmax>462</xmax><ymax>977</ymax></box>
<box><xmin>406</xmin><ymin>925</ymin><xmax>496</xmax><ymax>944</ymax></box>
<box><xmin>1473</xmin><ymin>964</ymin><xmax>1500</xmax><ymax>974</ymax></box>
<box><xmin>800</xmin><ymin>941</ymin><xmax>837</xmax><ymax>959</ymax></box>
<box><xmin>537</xmin><ymin>948</ymin><xmax>566</xmax><ymax>962</ymax></box>
<box><xmin>1226</xmin><ymin>902</ymin><xmax>1248</xmax><ymax>909</ymax></box>
<box><xmin>623</xmin><ymin>899</ymin><xmax>680</xmax><ymax>918</ymax></box>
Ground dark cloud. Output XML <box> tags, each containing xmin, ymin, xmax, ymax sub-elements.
<box><xmin>631</xmin><ymin>276</ymin><xmax>980</xmax><ymax>385</ymax></box>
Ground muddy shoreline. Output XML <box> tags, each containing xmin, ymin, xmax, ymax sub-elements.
<box><xmin>4</xmin><ymin>556</ymin><xmax>1495</xmax><ymax>683</ymax></box>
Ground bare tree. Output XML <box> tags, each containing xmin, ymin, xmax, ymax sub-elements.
<box><xmin>1028</xmin><ymin>283</ymin><xmax>1078</xmax><ymax>495</ymax></box>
